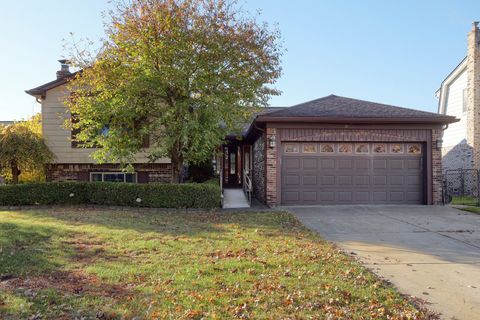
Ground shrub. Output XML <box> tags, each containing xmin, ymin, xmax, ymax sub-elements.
<box><xmin>0</xmin><ymin>182</ymin><xmax>220</xmax><ymax>209</ymax></box>
<box><xmin>187</xmin><ymin>161</ymin><xmax>214</xmax><ymax>183</ymax></box>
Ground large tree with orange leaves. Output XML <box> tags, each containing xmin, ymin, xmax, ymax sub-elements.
<box><xmin>66</xmin><ymin>0</ymin><xmax>282</xmax><ymax>182</ymax></box>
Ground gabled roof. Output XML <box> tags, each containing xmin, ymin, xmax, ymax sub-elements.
<box><xmin>256</xmin><ymin>94</ymin><xmax>457</xmax><ymax>124</ymax></box>
<box><xmin>437</xmin><ymin>57</ymin><xmax>468</xmax><ymax>114</ymax></box>
<box><xmin>25</xmin><ymin>70</ymin><xmax>81</xmax><ymax>98</ymax></box>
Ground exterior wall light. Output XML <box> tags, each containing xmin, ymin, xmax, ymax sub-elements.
<box><xmin>268</xmin><ymin>135</ymin><xmax>276</xmax><ymax>148</ymax></box>
<box><xmin>436</xmin><ymin>139</ymin><xmax>443</xmax><ymax>150</ymax></box>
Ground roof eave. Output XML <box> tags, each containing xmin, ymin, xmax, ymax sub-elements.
<box><xmin>256</xmin><ymin>116</ymin><xmax>459</xmax><ymax>125</ymax></box>
<box><xmin>25</xmin><ymin>70</ymin><xmax>82</xmax><ymax>98</ymax></box>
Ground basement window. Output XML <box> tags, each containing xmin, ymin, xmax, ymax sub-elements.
<box><xmin>90</xmin><ymin>172</ymin><xmax>137</xmax><ymax>183</ymax></box>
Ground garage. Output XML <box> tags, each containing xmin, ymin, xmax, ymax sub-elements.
<box><xmin>281</xmin><ymin>142</ymin><xmax>424</xmax><ymax>205</ymax></box>
<box><xmin>246</xmin><ymin>94</ymin><xmax>457</xmax><ymax>206</ymax></box>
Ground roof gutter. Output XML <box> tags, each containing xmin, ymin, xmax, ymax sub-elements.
<box><xmin>255</xmin><ymin>116</ymin><xmax>459</xmax><ymax>125</ymax></box>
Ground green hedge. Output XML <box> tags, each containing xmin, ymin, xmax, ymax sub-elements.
<box><xmin>0</xmin><ymin>182</ymin><xmax>221</xmax><ymax>209</ymax></box>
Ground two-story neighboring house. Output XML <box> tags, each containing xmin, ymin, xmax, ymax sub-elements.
<box><xmin>438</xmin><ymin>22</ymin><xmax>480</xmax><ymax>171</ymax></box>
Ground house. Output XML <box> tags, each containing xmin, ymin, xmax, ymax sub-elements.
<box><xmin>0</xmin><ymin>121</ymin><xmax>13</xmax><ymax>127</ymax></box>
<box><xmin>27</xmin><ymin>62</ymin><xmax>456</xmax><ymax>207</ymax></box>
<box><xmin>437</xmin><ymin>22</ymin><xmax>480</xmax><ymax>171</ymax></box>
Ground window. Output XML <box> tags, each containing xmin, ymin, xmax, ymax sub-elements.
<box><xmin>373</xmin><ymin>143</ymin><xmax>386</xmax><ymax>153</ymax></box>
<box><xmin>463</xmin><ymin>88</ymin><xmax>468</xmax><ymax>113</ymax></box>
<box><xmin>355</xmin><ymin>144</ymin><xmax>369</xmax><ymax>154</ymax></box>
<box><xmin>407</xmin><ymin>144</ymin><xmax>421</xmax><ymax>154</ymax></box>
<box><xmin>303</xmin><ymin>143</ymin><xmax>317</xmax><ymax>153</ymax></box>
<box><xmin>244</xmin><ymin>152</ymin><xmax>250</xmax><ymax>174</ymax></box>
<box><xmin>90</xmin><ymin>172</ymin><xmax>137</xmax><ymax>183</ymax></box>
<box><xmin>229</xmin><ymin>153</ymin><xmax>236</xmax><ymax>174</ymax></box>
<box><xmin>390</xmin><ymin>144</ymin><xmax>403</xmax><ymax>154</ymax></box>
<box><xmin>320</xmin><ymin>144</ymin><xmax>334</xmax><ymax>153</ymax></box>
<box><xmin>338</xmin><ymin>144</ymin><xmax>352</xmax><ymax>153</ymax></box>
<box><xmin>284</xmin><ymin>143</ymin><xmax>299</xmax><ymax>153</ymax></box>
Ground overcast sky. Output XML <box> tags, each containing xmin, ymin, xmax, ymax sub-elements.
<box><xmin>1</xmin><ymin>0</ymin><xmax>479</xmax><ymax>120</ymax></box>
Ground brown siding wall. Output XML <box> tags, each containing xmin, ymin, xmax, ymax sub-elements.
<box><xmin>279</xmin><ymin>128</ymin><xmax>431</xmax><ymax>142</ymax></box>
<box><xmin>46</xmin><ymin>163</ymin><xmax>172</xmax><ymax>183</ymax></box>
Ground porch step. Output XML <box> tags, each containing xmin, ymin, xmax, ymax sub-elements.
<box><xmin>223</xmin><ymin>189</ymin><xmax>250</xmax><ymax>209</ymax></box>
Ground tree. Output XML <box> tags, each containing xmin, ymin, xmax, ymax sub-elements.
<box><xmin>0</xmin><ymin>115</ymin><xmax>54</xmax><ymax>184</ymax></box>
<box><xmin>66</xmin><ymin>0</ymin><xmax>282</xmax><ymax>182</ymax></box>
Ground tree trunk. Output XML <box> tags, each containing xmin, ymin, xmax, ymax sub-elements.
<box><xmin>10</xmin><ymin>161</ymin><xmax>20</xmax><ymax>184</ymax></box>
<box><xmin>170</xmin><ymin>148</ymin><xmax>184</xmax><ymax>183</ymax></box>
<box><xmin>171</xmin><ymin>160</ymin><xmax>183</xmax><ymax>183</ymax></box>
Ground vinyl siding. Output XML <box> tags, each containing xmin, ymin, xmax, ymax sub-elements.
<box><xmin>442</xmin><ymin>69</ymin><xmax>468</xmax><ymax>148</ymax></box>
<box><xmin>42</xmin><ymin>84</ymin><xmax>170</xmax><ymax>164</ymax></box>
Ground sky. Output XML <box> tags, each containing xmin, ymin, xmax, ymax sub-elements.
<box><xmin>1</xmin><ymin>0</ymin><xmax>479</xmax><ymax>120</ymax></box>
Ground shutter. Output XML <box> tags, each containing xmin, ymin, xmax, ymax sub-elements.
<box><xmin>71</xmin><ymin>113</ymin><xmax>80</xmax><ymax>148</ymax></box>
<box><xmin>137</xmin><ymin>171</ymin><xmax>149</xmax><ymax>184</ymax></box>
<box><xmin>78</xmin><ymin>171</ymin><xmax>90</xmax><ymax>182</ymax></box>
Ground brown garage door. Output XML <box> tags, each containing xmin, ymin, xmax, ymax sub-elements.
<box><xmin>281</xmin><ymin>142</ymin><xmax>424</xmax><ymax>205</ymax></box>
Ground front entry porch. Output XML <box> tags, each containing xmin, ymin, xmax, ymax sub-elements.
<box><xmin>222</xmin><ymin>188</ymin><xmax>250</xmax><ymax>208</ymax></box>
<box><xmin>220</xmin><ymin>140</ymin><xmax>253</xmax><ymax>208</ymax></box>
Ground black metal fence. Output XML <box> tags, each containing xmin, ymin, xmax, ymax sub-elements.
<box><xmin>443</xmin><ymin>169</ymin><xmax>480</xmax><ymax>204</ymax></box>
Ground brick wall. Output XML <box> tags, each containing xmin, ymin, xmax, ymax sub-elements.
<box><xmin>265</xmin><ymin>127</ymin><xmax>277</xmax><ymax>207</ymax></box>
<box><xmin>466</xmin><ymin>22</ymin><xmax>480</xmax><ymax>169</ymax></box>
<box><xmin>441</xmin><ymin>142</ymin><xmax>473</xmax><ymax>172</ymax></box>
<box><xmin>46</xmin><ymin>163</ymin><xmax>172</xmax><ymax>183</ymax></box>
<box><xmin>432</xmin><ymin>129</ymin><xmax>444</xmax><ymax>204</ymax></box>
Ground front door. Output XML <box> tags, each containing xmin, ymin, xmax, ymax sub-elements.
<box><xmin>223</xmin><ymin>143</ymin><xmax>242</xmax><ymax>187</ymax></box>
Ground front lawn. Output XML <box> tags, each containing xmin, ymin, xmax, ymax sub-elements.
<box><xmin>0</xmin><ymin>208</ymin><xmax>426</xmax><ymax>319</ymax></box>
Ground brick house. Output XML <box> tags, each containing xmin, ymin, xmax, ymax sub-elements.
<box><xmin>437</xmin><ymin>22</ymin><xmax>480</xmax><ymax>171</ymax></box>
<box><xmin>27</xmin><ymin>63</ymin><xmax>456</xmax><ymax>207</ymax></box>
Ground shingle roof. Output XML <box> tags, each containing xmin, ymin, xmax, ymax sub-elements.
<box><xmin>257</xmin><ymin>95</ymin><xmax>457</xmax><ymax>124</ymax></box>
<box><xmin>25</xmin><ymin>70</ymin><xmax>82</xmax><ymax>97</ymax></box>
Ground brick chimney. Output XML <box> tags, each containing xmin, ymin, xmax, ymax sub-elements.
<box><xmin>56</xmin><ymin>59</ymin><xmax>71</xmax><ymax>79</ymax></box>
<box><xmin>466</xmin><ymin>22</ymin><xmax>480</xmax><ymax>169</ymax></box>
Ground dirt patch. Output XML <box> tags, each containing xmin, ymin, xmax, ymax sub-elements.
<box><xmin>0</xmin><ymin>270</ymin><xmax>133</xmax><ymax>298</ymax></box>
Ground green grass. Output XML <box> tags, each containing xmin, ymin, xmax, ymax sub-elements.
<box><xmin>457</xmin><ymin>206</ymin><xmax>480</xmax><ymax>215</ymax></box>
<box><xmin>450</xmin><ymin>196</ymin><xmax>479</xmax><ymax>206</ymax></box>
<box><xmin>0</xmin><ymin>208</ymin><xmax>426</xmax><ymax>319</ymax></box>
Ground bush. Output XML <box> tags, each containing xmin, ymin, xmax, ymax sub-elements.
<box><xmin>187</xmin><ymin>161</ymin><xmax>214</xmax><ymax>183</ymax></box>
<box><xmin>0</xmin><ymin>182</ymin><xmax>221</xmax><ymax>209</ymax></box>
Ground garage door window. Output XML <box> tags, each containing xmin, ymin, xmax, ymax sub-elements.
<box><xmin>390</xmin><ymin>144</ymin><xmax>404</xmax><ymax>154</ymax></box>
<box><xmin>338</xmin><ymin>144</ymin><xmax>352</xmax><ymax>153</ymax></box>
<box><xmin>303</xmin><ymin>143</ymin><xmax>317</xmax><ymax>153</ymax></box>
<box><xmin>373</xmin><ymin>143</ymin><xmax>386</xmax><ymax>153</ymax></box>
<box><xmin>320</xmin><ymin>144</ymin><xmax>334</xmax><ymax>153</ymax></box>
<box><xmin>407</xmin><ymin>144</ymin><xmax>421</xmax><ymax>154</ymax></box>
<box><xmin>355</xmin><ymin>144</ymin><xmax>369</xmax><ymax>154</ymax></box>
<box><xmin>284</xmin><ymin>143</ymin><xmax>299</xmax><ymax>153</ymax></box>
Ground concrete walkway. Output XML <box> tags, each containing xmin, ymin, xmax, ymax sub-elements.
<box><xmin>286</xmin><ymin>205</ymin><xmax>480</xmax><ymax>320</ymax></box>
<box><xmin>223</xmin><ymin>188</ymin><xmax>250</xmax><ymax>209</ymax></box>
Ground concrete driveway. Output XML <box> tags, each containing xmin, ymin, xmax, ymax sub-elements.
<box><xmin>286</xmin><ymin>205</ymin><xmax>480</xmax><ymax>320</ymax></box>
